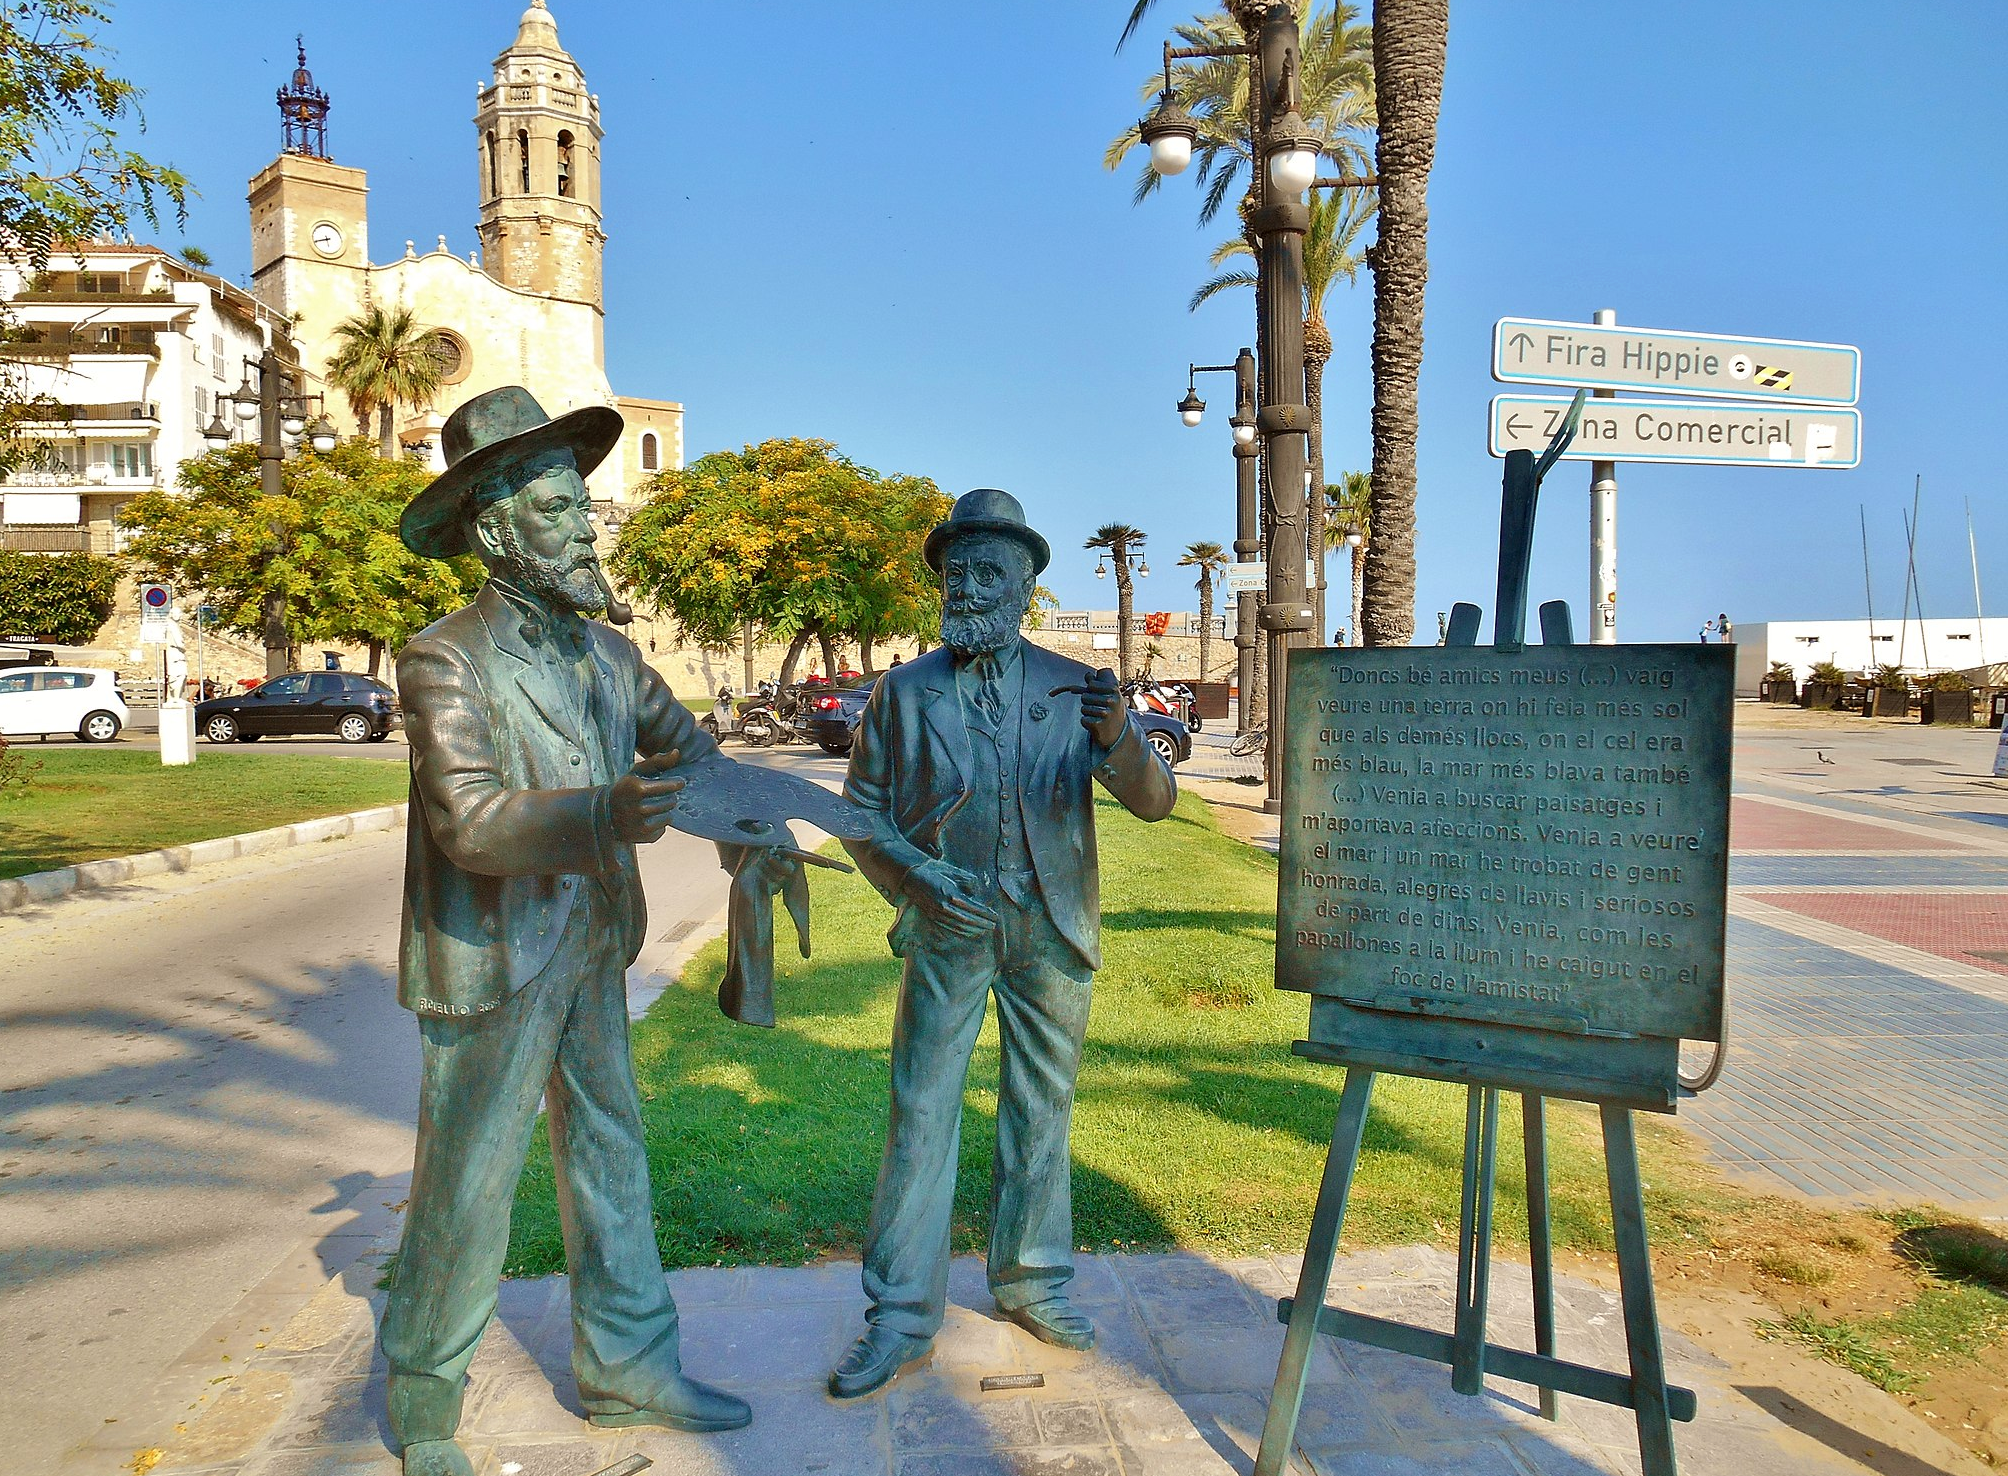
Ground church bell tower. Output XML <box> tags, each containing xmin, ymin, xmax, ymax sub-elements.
<box><xmin>473</xmin><ymin>0</ymin><xmax>604</xmax><ymax>314</ymax></box>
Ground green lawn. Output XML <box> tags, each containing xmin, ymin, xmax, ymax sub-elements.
<box><xmin>505</xmin><ymin>789</ymin><xmax>1724</xmax><ymax>1275</ymax></box>
<box><xmin>0</xmin><ymin>748</ymin><xmax>410</xmax><ymax>879</ymax></box>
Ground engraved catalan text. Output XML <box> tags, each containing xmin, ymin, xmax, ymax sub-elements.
<box><xmin>1277</xmin><ymin>648</ymin><xmax>1731</xmax><ymax>1043</ymax></box>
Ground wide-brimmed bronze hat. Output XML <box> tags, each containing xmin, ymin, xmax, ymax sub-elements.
<box><xmin>923</xmin><ymin>488</ymin><xmax>1050</xmax><ymax>576</ymax></box>
<box><xmin>398</xmin><ymin>385</ymin><xmax>623</xmax><ymax>560</ymax></box>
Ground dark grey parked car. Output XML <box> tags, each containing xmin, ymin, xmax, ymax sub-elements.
<box><xmin>195</xmin><ymin>671</ymin><xmax>402</xmax><ymax>744</ymax></box>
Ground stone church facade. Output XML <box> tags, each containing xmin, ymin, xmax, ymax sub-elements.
<box><xmin>247</xmin><ymin>1</ymin><xmax>680</xmax><ymax>506</ymax></box>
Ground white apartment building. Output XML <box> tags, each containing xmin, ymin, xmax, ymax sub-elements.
<box><xmin>0</xmin><ymin>244</ymin><xmax>293</xmax><ymax>554</ymax></box>
<box><xmin>1732</xmin><ymin>618</ymin><xmax>2008</xmax><ymax>695</ymax></box>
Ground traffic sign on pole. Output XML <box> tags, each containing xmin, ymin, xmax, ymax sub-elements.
<box><xmin>1492</xmin><ymin>317</ymin><xmax>1860</xmax><ymax>406</ymax></box>
<box><xmin>1489</xmin><ymin>395</ymin><xmax>1862</xmax><ymax>469</ymax></box>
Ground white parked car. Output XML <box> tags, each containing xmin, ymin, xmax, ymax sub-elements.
<box><xmin>0</xmin><ymin>666</ymin><xmax>128</xmax><ymax>742</ymax></box>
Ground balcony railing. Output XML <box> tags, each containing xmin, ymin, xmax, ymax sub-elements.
<box><xmin>0</xmin><ymin>527</ymin><xmax>94</xmax><ymax>553</ymax></box>
<box><xmin>0</xmin><ymin>328</ymin><xmax>161</xmax><ymax>360</ymax></box>
<box><xmin>1</xmin><ymin>470</ymin><xmax>86</xmax><ymax>488</ymax></box>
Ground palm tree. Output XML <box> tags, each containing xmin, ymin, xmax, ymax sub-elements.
<box><xmin>1084</xmin><ymin>523</ymin><xmax>1148</xmax><ymax>679</ymax></box>
<box><xmin>326</xmin><ymin>305</ymin><xmax>449</xmax><ymax>458</ymax></box>
<box><xmin>1359</xmin><ymin>0</ymin><xmax>1446</xmax><ymax>646</ymax></box>
<box><xmin>1193</xmin><ymin>183</ymin><xmax>1375</xmax><ymax>640</ymax></box>
<box><xmin>1325</xmin><ymin>471</ymin><xmax>1371</xmax><ymax>645</ymax></box>
<box><xmin>1177</xmin><ymin>539</ymin><xmax>1229</xmax><ymax>679</ymax></box>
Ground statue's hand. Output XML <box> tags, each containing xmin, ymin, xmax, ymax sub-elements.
<box><xmin>1078</xmin><ymin>667</ymin><xmax>1128</xmax><ymax>749</ymax></box>
<box><xmin>610</xmin><ymin>749</ymin><xmax>685</xmax><ymax>844</ymax></box>
<box><xmin>903</xmin><ymin>858</ymin><xmax>999</xmax><ymax>938</ymax></box>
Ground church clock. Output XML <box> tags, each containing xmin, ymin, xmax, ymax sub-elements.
<box><xmin>311</xmin><ymin>222</ymin><xmax>344</xmax><ymax>258</ymax></box>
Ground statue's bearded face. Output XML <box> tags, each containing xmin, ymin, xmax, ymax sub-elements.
<box><xmin>471</xmin><ymin>449</ymin><xmax>606</xmax><ymax>613</ymax></box>
<box><xmin>939</xmin><ymin>533</ymin><xmax>1034</xmax><ymax>656</ymax></box>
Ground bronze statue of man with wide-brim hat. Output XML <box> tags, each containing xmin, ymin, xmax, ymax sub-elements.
<box><xmin>378</xmin><ymin>386</ymin><xmax>802</xmax><ymax>1476</ymax></box>
<box><xmin>828</xmin><ymin>488</ymin><xmax>1177</xmax><ymax>1397</ymax></box>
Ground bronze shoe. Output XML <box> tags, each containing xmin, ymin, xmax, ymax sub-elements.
<box><xmin>828</xmin><ymin>1326</ymin><xmax>933</xmax><ymax>1399</ymax></box>
<box><xmin>1002</xmin><ymin>1298</ymin><xmax>1096</xmax><ymax>1351</ymax></box>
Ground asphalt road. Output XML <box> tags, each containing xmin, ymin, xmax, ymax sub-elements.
<box><xmin>0</xmin><ymin>744</ymin><xmax>839</xmax><ymax>1476</ymax></box>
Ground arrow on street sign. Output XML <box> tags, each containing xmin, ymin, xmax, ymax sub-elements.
<box><xmin>1492</xmin><ymin>317</ymin><xmax>1860</xmax><ymax>406</ymax></box>
<box><xmin>1226</xmin><ymin>562</ymin><xmax>1267</xmax><ymax>594</ymax></box>
<box><xmin>1488</xmin><ymin>395</ymin><xmax>1861</xmax><ymax>469</ymax></box>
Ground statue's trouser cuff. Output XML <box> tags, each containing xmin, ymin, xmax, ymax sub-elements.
<box><xmin>861</xmin><ymin>894</ymin><xmax>1092</xmax><ymax>1339</ymax></box>
<box><xmin>387</xmin><ymin>1371</ymin><xmax>464</xmax><ymax>1448</ymax></box>
<box><xmin>380</xmin><ymin>884</ymin><xmax>681</xmax><ymax>1443</ymax></box>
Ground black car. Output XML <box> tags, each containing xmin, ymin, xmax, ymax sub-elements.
<box><xmin>804</xmin><ymin>674</ymin><xmax>1192</xmax><ymax>768</ymax></box>
<box><xmin>803</xmin><ymin>675</ymin><xmax>876</xmax><ymax>755</ymax></box>
<box><xmin>196</xmin><ymin>671</ymin><xmax>402</xmax><ymax>744</ymax></box>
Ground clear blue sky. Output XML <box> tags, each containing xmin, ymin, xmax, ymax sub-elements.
<box><xmin>109</xmin><ymin>2</ymin><xmax>2006</xmax><ymax>643</ymax></box>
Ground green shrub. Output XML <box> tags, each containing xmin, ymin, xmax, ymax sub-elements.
<box><xmin>0</xmin><ymin>551</ymin><xmax>122</xmax><ymax>644</ymax></box>
<box><xmin>1808</xmin><ymin>661</ymin><xmax>1847</xmax><ymax>684</ymax></box>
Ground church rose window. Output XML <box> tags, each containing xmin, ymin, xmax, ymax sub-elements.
<box><xmin>426</xmin><ymin>331</ymin><xmax>469</xmax><ymax>384</ymax></box>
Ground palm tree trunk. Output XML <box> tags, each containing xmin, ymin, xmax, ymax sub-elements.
<box><xmin>1197</xmin><ymin>581</ymin><xmax>1214</xmax><ymax>680</ymax></box>
<box><xmin>1305</xmin><ymin>315</ymin><xmax>1332</xmax><ymax>643</ymax></box>
<box><xmin>1114</xmin><ymin>563</ymin><xmax>1134</xmax><ymax>680</ymax></box>
<box><xmin>378</xmin><ymin>402</ymin><xmax>396</xmax><ymax>459</ymax></box>
<box><xmin>1361</xmin><ymin>0</ymin><xmax>1448</xmax><ymax>648</ymax></box>
<box><xmin>1351</xmin><ymin>544</ymin><xmax>1365</xmax><ymax>647</ymax></box>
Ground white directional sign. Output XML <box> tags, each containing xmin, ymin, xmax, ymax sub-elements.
<box><xmin>1226</xmin><ymin>562</ymin><xmax>1267</xmax><ymax>593</ymax></box>
<box><xmin>1488</xmin><ymin>395</ymin><xmax>1862</xmax><ymax>470</ymax></box>
<box><xmin>1492</xmin><ymin>318</ymin><xmax>1860</xmax><ymax>406</ymax></box>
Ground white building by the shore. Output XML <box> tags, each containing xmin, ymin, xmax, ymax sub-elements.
<box><xmin>1732</xmin><ymin>618</ymin><xmax>2008</xmax><ymax>695</ymax></box>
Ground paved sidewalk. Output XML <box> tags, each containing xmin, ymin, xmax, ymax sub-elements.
<box><xmin>127</xmin><ymin>1242</ymin><xmax>1912</xmax><ymax>1476</ymax></box>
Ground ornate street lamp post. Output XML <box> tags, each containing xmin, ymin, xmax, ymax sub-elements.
<box><xmin>1136</xmin><ymin>2</ymin><xmax>1375</xmax><ymax>809</ymax></box>
<box><xmin>203</xmin><ymin>346</ymin><xmax>337</xmax><ymax>675</ymax></box>
<box><xmin>1176</xmin><ymin>350</ymin><xmax>1259</xmax><ymax>731</ymax></box>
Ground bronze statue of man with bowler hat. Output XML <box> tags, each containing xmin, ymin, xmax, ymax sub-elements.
<box><xmin>828</xmin><ymin>489</ymin><xmax>1177</xmax><ymax>1397</ymax></box>
<box><xmin>379</xmin><ymin>386</ymin><xmax>801</xmax><ymax>1476</ymax></box>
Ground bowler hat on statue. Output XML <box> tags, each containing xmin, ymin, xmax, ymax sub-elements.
<box><xmin>398</xmin><ymin>385</ymin><xmax>623</xmax><ymax>560</ymax></box>
<box><xmin>923</xmin><ymin>488</ymin><xmax>1051</xmax><ymax>576</ymax></box>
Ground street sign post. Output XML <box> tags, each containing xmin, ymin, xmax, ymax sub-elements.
<box><xmin>1227</xmin><ymin>561</ymin><xmax>1268</xmax><ymax>594</ymax></box>
<box><xmin>1489</xmin><ymin>394</ymin><xmax>1861</xmax><ymax>469</ymax></box>
<box><xmin>1492</xmin><ymin>317</ymin><xmax>1860</xmax><ymax>406</ymax></box>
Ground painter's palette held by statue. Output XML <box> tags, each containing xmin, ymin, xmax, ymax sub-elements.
<box><xmin>1277</xmin><ymin>642</ymin><xmax>1731</xmax><ymax>1108</ymax></box>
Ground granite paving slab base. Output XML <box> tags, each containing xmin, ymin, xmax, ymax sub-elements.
<box><xmin>125</xmin><ymin>1248</ymin><xmax>1893</xmax><ymax>1476</ymax></box>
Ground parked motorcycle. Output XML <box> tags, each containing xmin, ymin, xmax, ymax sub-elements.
<box><xmin>732</xmin><ymin>679</ymin><xmax>818</xmax><ymax>747</ymax></box>
<box><xmin>1122</xmin><ymin>676</ymin><xmax>1196</xmax><ymax>730</ymax></box>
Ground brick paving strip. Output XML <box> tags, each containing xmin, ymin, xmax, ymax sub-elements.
<box><xmin>1690</xmin><ymin>791</ymin><xmax>2008</xmax><ymax>1211</ymax></box>
<box><xmin>118</xmin><ymin>1221</ymin><xmax>1929</xmax><ymax>1476</ymax></box>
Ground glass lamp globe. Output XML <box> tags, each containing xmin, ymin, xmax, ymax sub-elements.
<box><xmin>1267</xmin><ymin>145</ymin><xmax>1319</xmax><ymax>196</ymax></box>
<box><xmin>1138</xmin><ymin>560</ymin><xmax>1150</xmax><ymax>578</ymax></box>
<box><xmin>201</xmin><ymin>413</ymin><xmax>232</xmax><ymax>448</ymax></box>
<box><xmin>232</xmin><ymin>382</ymin><xmax>260</xmax><ymax>421</ymax></box>
<box><xmin>307</xmin><ymin>416</ymin><xmax>338</xmax><ymax>453</ymax></box>
<box><xmin>280</xmin><ymin>407</ymin><xmax>307</xmax><ymax>437</ymax></box>
<box><xmin>1148</xmin><ymin>133</ymin><xmax>1193</xmax><ymax>176</ymax></box>
<box><xmin>1232</xmin><ymin>421</ymin><xmax>1257</xmax><ymax>446</ymax></box>
<box><xmin>1177</xmin><ymin>388</ymin><xmax>1205</xmax><ymax>427</ymax></box>
<box><xmin>1096</xmin><ymin>563</ymin><xmax>1107</xmax><ymax>579</ymax></box>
